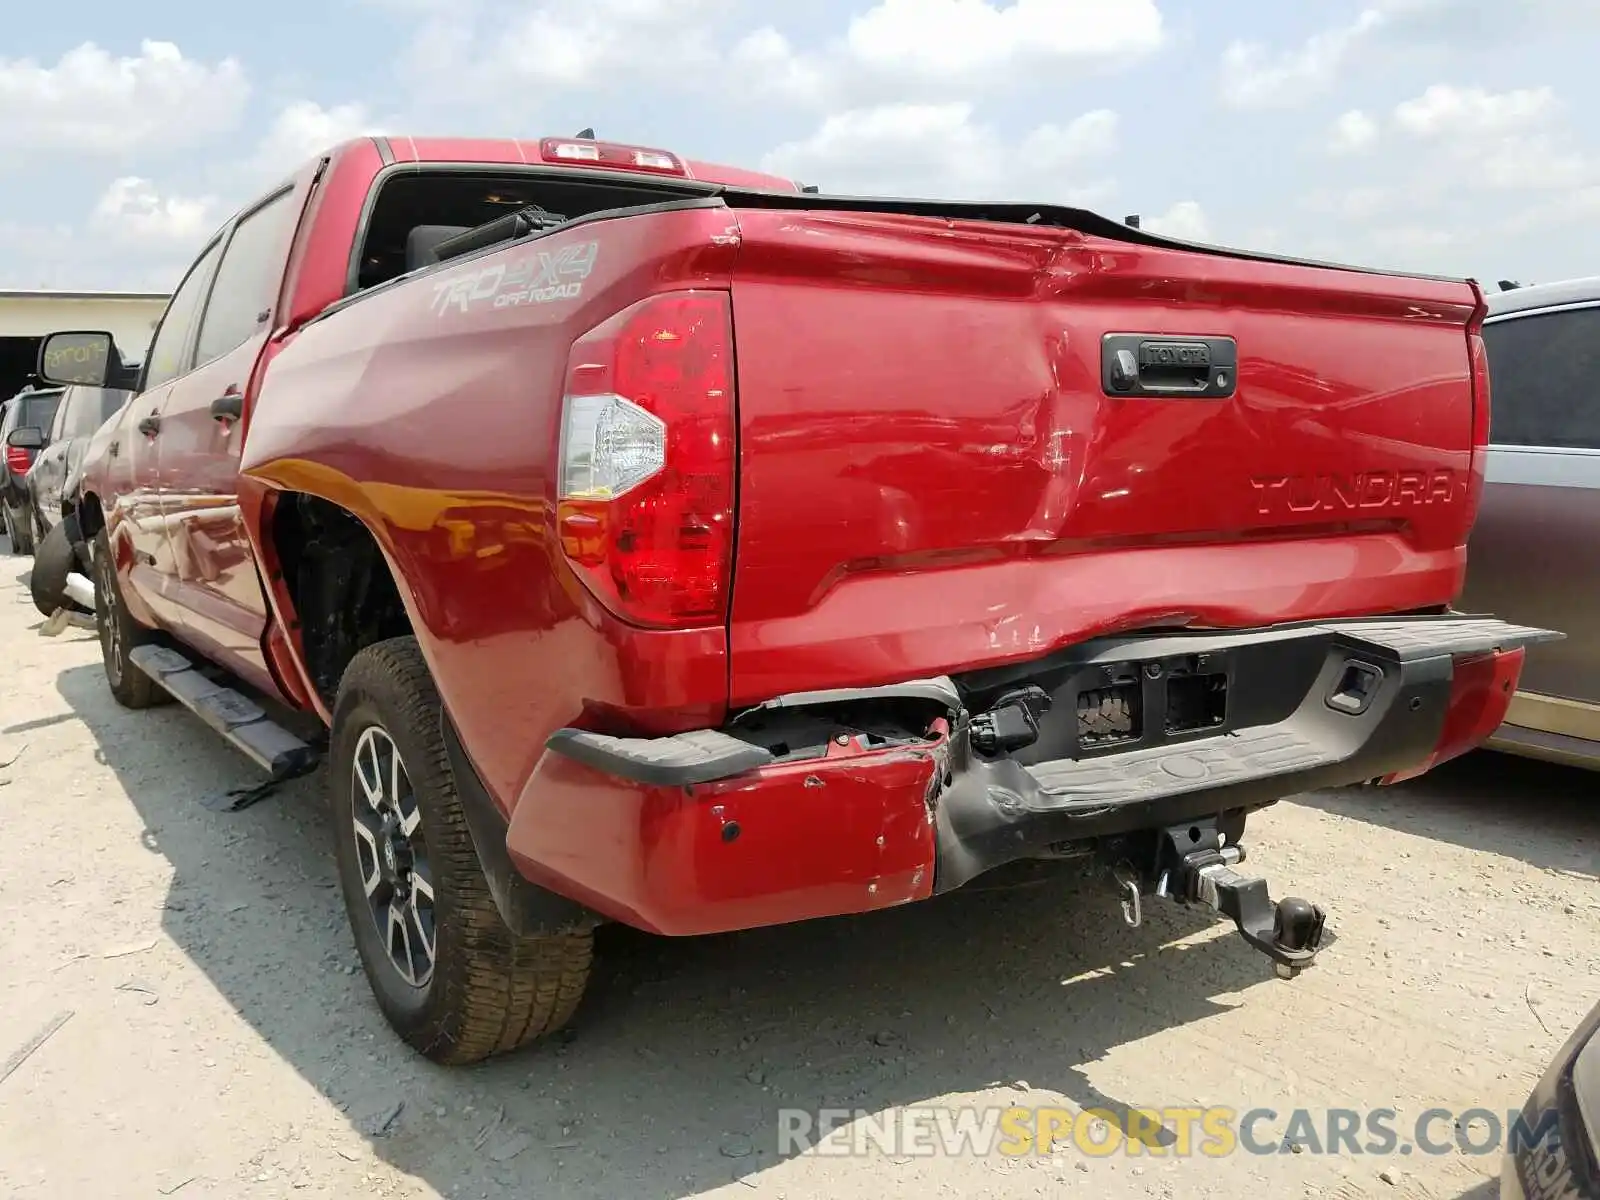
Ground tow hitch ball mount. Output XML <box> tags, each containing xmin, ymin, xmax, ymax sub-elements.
<box><xmin>1111</xmin><ymin>821</ymin><xmax>1327</xmax><ymax>979</ymax></box>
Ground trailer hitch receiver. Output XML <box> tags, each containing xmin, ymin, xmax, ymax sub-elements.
<box><xmin>1153</xmin><ymin>821</ymin><xmax>1327</xmax><ymax>978</ymax></box>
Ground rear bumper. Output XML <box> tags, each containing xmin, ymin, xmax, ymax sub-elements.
<box><xmin>495</xmin><ymin>615</ymin><xmax>1557</xmax><ymax>937</ymax></box>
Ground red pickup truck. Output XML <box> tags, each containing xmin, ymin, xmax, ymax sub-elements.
<box><xmin>35</xmin><ymin>132</ymin><xmax>1558</xmax><ymax>1065</ymax></box>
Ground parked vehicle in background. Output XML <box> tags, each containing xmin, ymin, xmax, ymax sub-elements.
<box><xmin>1458</xmin><ymin>276</ymin><xmax>1600</xmax><ymax>771</ymax></box>
<box><xmin>1499</xmin><ymin>991</ymin><xmax>1600</xmax><ymax>1198</ymax></box>
<box><xmin>34</xmin><ymin>131</ymin><xmax>1557</xmax><ymax>1067</ymax></box>
<box><xmin>1</xmin><ymin>385</ymin><xmax>63</xmax><ymax>554</ymax></box>
<box><xmin>24</xmin><ymin>382</ymin><xmax>133</xmax><ymax>617</ymax></box>
<box><xmin>27</xmin><ymin>383</ymin><xmax>131</xmax><ymax>540</ymax></box>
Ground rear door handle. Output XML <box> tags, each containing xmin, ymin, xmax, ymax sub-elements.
<box><xmin>137</xmin><ymin>412</ymin><xmax>161</xmax><ymax>437</ymax></box>
<box><xmin>210</xmin><ymin>393</ymin><xmax>243</xmax><ymax>422</ymax></box>
<box><xmin>1102</xmin><ymin>334</ymin><xmax>1238</xmax><ymax>398</ymax></box>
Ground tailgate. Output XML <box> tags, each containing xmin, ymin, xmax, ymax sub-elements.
<box><xmin>723</xmin><ymin>206</ymin><xmax>1485</xmax><ymax>704</ymax></box>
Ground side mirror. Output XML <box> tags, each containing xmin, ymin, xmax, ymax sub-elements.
<box><xmin>6</xmin><ymin>426</ymin><xmax>43</xmax><ymax>451</ymax></box>
<box><xmin>36</xmin><ymin>330</ymin><xmax>134</xmax><ymax>389</ymax></box>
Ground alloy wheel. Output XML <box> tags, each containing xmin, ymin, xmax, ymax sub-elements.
<box><xmin>349</xmin><ymin>725</ymin><xmax>437</xmax><ymax>989</ymax></box>
<box><xmin>95</xmin><ymin>548</ymin><xmax>122</xmax><ymax>686</ymax></box>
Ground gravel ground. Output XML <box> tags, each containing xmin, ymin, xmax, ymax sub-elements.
<box><xmin>0</xmin><ymin>547</ymin><xmax>1597</xmax><ymax>1200</ymax></box>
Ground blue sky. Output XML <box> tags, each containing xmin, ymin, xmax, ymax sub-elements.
<box><xmin>2</xmin><ymin>0</ymin><xmax>1596</xmax><ymax>292</ymax></box>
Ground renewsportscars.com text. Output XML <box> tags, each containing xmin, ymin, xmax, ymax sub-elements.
<box><xmin>777</xmin><ymin>1104</ymin><xmax>1563</xmax><ymax>1159</ymax></box>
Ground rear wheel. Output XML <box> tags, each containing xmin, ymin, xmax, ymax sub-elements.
<box><xmin>92</xmin><ymin>529</ymin><xmax>165</xmax><ymax>709</ymax></box>
<box><xmin>30</xmin><ymin>521</ymin><xmax>87</xmax><ymax>618</ymax></box>
<box><xmin>330</xmin><ymin>636</ymin><xmax>593</xmax><ymax>1064</ymax></box>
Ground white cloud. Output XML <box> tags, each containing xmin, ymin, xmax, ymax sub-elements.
<box><xmin>0</xmin><ymin>91</ymin><xmax>385</xmax><ymax>290</ymax></box>
<box><xmin>760</xmin><ymin>102</ymin><xmax>1120</xmax><ymax>204</ymax></box>
<box><xmin>1220</xmin><ymin>7</ymin><xmax>1386</xmax><ymax>108</ymax></box>
<box><xmin>398</xmin><ymin>0</ymin><xmax>1162</xmax><ymax>114</ymax></box>
<box><xmin>761</xmin><ymin>103</ymin><xmax>1008</xmax><ymax>197</ymax></box>
<box><xmin>729</xmin><ymin>29</ymin><xmax>828</xmax><ymax>104</ymax></box>
<box><xmin>0</xmin><ymin>40</ymin><xmax>248</xmax><ymax>154</ymax></box>
<box><xmin>0</xmin><ymin>178</ymin><xmax>209</xmax><ymax>290</ymax></box>
<box><xmin>739</xmin><ymin>0</ymin><xmax>1163</xmax><ymax>106</ymax></box>
<box><xmin>1393</xmin><ymin>84</ymin><xmax>1558</xmax><ymax>138</ymax></box>
<box><xmin>1291</xmin><ymin>79</ymin><xmax>1599</xmax><ymax>277</ymax></box>
<box><xmin>1</xmin><ymin>3</ymin><xmax>1594</xmax><ymax>296</ymax></box>
<box><xmin>1141</xmin><ymin>200</ymin><xmax>1211</xmax><ymax>242</ymax></box>
<box><xmin>90</xmin><ymin>177</ymin><xmax>219</xmax><ymax>246</ymax></box>
<box><xmin>1219</xmin><ymin>0</ymin><xmax>1591</xmax><ymax>110</ymax></box>
<box><xmin>1356</xmin><ymin>0</ymin><xmax>1591</xmax><ymax>44</ymax></box>
<box><xmin>841</xmin><ymin>0</ymin><xmax>1162</xmax><ymax>79</ymax></box>
<box><xmin>1329</xmin><ymin>110</ymin><xmax>1379</xmax><ymax>154</ymax></box>
<box><xmin>247</xmin><ymin>100</ymin><xmax>385</xmax><ymax>181</ymax></box>
<box><xmin>1021</xmin><ymin>109</ymin><xmax>1119</xmax><ymax>161</ymax></box>
<box><xmin>1477</xmin><ymin>138</ymin><xmax>1593</xmax><ymax>191</ymax></box>
<box><xmin>1378</xmin><ymin>83</ymin><xmax>1595</xmax><ymax>194</ymax></box>
<box><xmin>488</xmin><ymin>0</ymin><xmax>729</xmax><ymax>87</ymax></box>
<box><xmin>395</xmin><ymin>0</ymin><xmax>732</xmax><ymax>105</ymax></box>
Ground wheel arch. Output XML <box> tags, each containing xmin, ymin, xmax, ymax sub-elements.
<box><xmin>263</xmin><ymin>488</ymin><xmax>424</xmax><ymax>715</ymax></box>
<box><xmin>74</xmin><ymin>490</ymin><xmax>105</xmax><ymax>540</ymax></box>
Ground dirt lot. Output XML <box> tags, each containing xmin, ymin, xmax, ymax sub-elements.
<box><xmin>0</xmin><ymin>552</ymin><xmax>1596</xmax><ymax>1200</ymax></box>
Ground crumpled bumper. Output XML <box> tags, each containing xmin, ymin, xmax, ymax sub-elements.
<box><xmin>498</xmin><ymin>615</ymin><xmax>1559</xmax><ymax>937</ymax></box>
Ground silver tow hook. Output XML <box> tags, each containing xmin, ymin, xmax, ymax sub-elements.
<box><xmin>1112</xmin><ymin>862</ymin><xmax>1142</xmax><ymax>928</ymax></box>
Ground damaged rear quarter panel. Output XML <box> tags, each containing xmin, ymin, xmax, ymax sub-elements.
<box><xmin>237</xmin><ymin>204</ymin><xmax>744</xmax><ymax>821</ymax></box>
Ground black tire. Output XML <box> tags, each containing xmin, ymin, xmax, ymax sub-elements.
<box><xmin>3</xmin><ymin>505</ymin><xmax>31</xmax><ymax>555</ymax></box>
<box><xmin>92</xmin><ymin>528</ymin><xmax>166</xmax><ymax>708</ymax></box>
<box><xmin>30</xmin><ymin>521</ymin><xmax>87</xmax><ymax>618</ymax></box>
<box><xmin>330</xmin><ymin>636</ymin><xmax>593</xmax><ymax>1065</ymax></box>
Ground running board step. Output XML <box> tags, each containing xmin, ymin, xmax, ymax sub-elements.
<box><xmin>127</xmin><ymin>645</ymin><xmax>320</xmax><ymax>779</ymax></box>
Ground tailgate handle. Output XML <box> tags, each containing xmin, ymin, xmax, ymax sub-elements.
<box><xmin>1102</xmin><ymin>334</ymin><xmax>1238</xmax><ymax>399</ymax></box>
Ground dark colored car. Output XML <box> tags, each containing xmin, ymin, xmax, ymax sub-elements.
<box><xmin>1</xmin><ymin>386</ymin><xmax>63</xmax><ymax>554</ymax></box>
<box><xmin>26</xmin><ymin>383</ymin><xmax>130</xmax><ymax>539</ymax></box>
<box><xmin>1458</xmin><ymin>276</ymin><xmax>1600</xmax><ymax>770</ymax></box>
<box><xmin>1500</xmin><ymin>993</ymin><xmax>1599</xmax><ymax>1198</ymax></box>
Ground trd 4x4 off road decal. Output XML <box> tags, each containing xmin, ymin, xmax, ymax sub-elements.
<box><xmin>429</xmin><ymin>241</ymin><xmax>600</xmax><ymax>316</ymax></box>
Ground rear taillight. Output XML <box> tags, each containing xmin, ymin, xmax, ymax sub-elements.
<box><xmin>556</xmin><ymin>290</ymin><xmax>736</xmax><ymax>629</ymax></box>
<box><xmin>4</xmin><ymin>446</ymin><xmax>31</xmax><ymax>474</ymax></box>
